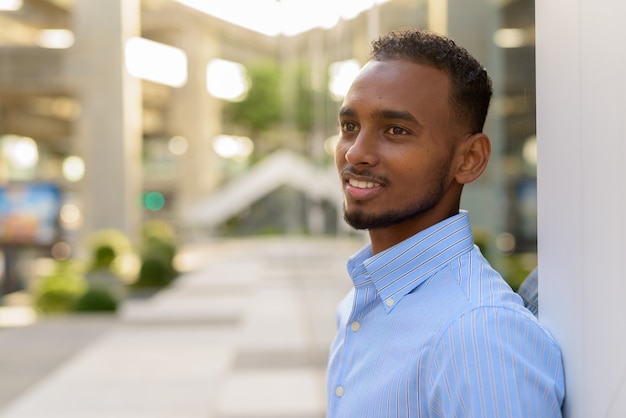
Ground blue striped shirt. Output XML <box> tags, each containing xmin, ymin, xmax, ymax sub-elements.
<box><xmin>327</xmin><ymin>211</ymin><xmax>564</xmax><ymax>417</ymax></box>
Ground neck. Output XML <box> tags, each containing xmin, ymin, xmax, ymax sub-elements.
<box><xmin>368</xmin><ymin>208</ymin><xmax>460</xmax><ymax>255</ymax></box>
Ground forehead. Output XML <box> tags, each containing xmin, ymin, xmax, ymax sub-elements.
<box><xmin>342</xmin><ymin>59</ymin><xmax>451</xmax><ymax>118</ymax></box>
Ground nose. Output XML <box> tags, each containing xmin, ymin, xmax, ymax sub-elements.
<box><xmin>343</xmin><ymin>130</ymin><xmax>379</xmax><ymax>167</ymax></box>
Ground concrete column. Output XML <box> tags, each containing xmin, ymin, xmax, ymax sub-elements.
<box><xmin>69</xmin><ymin>0</ymin><xmax>142</xmax><ymax>247</ymax></box>
<box><xmin>167</xmin><ymin>19</ymin><xmax>222</xmax><ymax>231</ymax></box>
<box><xmin>536</xmin><ymin>1</ymin><xmax>626</xmax><ymax>416</ymax></box>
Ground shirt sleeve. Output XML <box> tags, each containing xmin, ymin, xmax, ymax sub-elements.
<box><xmin>424</xmin><ymin>307</ymin><xmax>564</xmax><ymax>418</ymax></box>
<box><xmin>517</xmin><ymin>268</ymin><xmax>539</xmax><ymax>316</ymax></box>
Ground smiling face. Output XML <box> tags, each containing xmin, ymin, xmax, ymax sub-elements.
<box><xmin>336</xmin><ymin>59</ymin><xmax>473</xmax><ymax>250</ymax></box>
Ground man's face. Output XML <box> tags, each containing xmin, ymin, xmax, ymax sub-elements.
<box><xmin>335</xmin><ymin>59</ymin><xmax>464</xmax><ymax>232</ymax></box>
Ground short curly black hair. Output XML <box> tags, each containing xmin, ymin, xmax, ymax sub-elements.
<box><xmin>370</xmin><ymin>29</ymin><xmax>492</xmax><ymax>134</ymax></box>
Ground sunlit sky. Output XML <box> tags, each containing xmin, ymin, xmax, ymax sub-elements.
<box><xmin>175</xmin><ymin>0</ymin><xmax>389</xmax><ymax>36</ymax></box>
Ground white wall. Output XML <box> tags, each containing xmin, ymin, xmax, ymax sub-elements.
<box><xmin>536</xmin><ymin>1</ymin><xmax>626</xmax><ymax>416</ymax></box>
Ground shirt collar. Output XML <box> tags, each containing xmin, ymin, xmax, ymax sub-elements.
<box><xmin>347</xmin><ymin>211</ymin><xmax>475</xmax><ymax>313</ymax></box>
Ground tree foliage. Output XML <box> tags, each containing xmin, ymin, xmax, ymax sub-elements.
<box><xmin>225</xmin><ymin>60</ymin><xmax>314</xmax><ymax>136</ymax></box>
<box><xmin>225</xmin><ymin>61</ymin><xmax>282</xmax><ymax>134</ymax></box>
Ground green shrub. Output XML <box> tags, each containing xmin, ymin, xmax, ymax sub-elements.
<box><xmin>73</xmin><ymin>287</ymin><xmax>118</xmax><ymax>312</ymax></box>
<box><xmin>32</xmin><ymin>262</ymin><xmax>87</xmax><ymax>314</ymax></box>
<box><xmin>144</xmin><ymin>237</ymin><xmax>176</xmax><ymax>266</ymax></box>
<box><xmin>131</xmin><ymin>220</ymin><xmax>179</xmax><ymax>289</ymax></box>
<box><xmin>141</xmin><ymin>220</ymin><xmax>177</xmax><ymax>258</ymax></box>
<box><xmin>85</xmin><ymin>229</ymin><xmax>134</xmax><ymax>279</ymax></box>
<box><xmin>89</xmin><ymin>245</ymin><xmax>117</xmax><ymax>271</ymax></box>
<box><xmin>132</xmin><ymin>257</ymin><xmax>174</xmax><ymax>288</ymax></box>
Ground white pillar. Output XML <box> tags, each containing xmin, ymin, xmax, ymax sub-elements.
<box><xmin>536</xmin><ymin>1</ymin><xmax>626</xmax><ymax>416</ymax></box>
<box><xmin>69</xmin><ymin>0</ymin><xmax>142</xmax><ymax>246</ymax></box>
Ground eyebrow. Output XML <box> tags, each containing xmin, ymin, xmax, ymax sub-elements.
<box><xmin>339</xmin><ymin>107</ymin><xmax>356</xmax><ymax>118</ymax></box>
<box><xmin>372</xmin><ymin>109</ymin><xmax>419</xmax><ymax>124</ymax></box>
<box><xmin>339</xmin><ymin>107</ymin><xmax>420</xmax><ymax>125</ymax></box>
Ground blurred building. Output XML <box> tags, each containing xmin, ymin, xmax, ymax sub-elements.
<box><xmin>0</xmin><ymin>0</ymin><xmax>537</xmax><ymax>289</ymax></box>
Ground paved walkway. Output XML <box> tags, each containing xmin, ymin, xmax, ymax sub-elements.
<box><xmin>0</xmin><ymin>236</ymin><xmax>363</xmax><ymax>418</ymax></box>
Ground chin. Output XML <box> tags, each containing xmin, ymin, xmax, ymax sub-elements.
<box><xmin>343</xmin><ymin>210</ymin><xmax>394</xmax><ymax>230</ymax></box>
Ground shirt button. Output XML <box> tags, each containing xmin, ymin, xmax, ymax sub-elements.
<box><xmin>385</xmin><ymin>298</ymin><xmax>395</xmax><ymax>307</ymax></box>
<box><xmin>335</xmin><ymin>386</ymin><xmax>344</xmax><ymax>397</ymax></box>
<box><xmin>350</xmin><ymin>321</ymin><xmax>360</xmax><ymax>332</ymax></box>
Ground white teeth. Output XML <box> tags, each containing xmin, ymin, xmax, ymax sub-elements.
<box><xmin>349</xmin><ymin>178</ymin><xmax>379</xmax><ymax>189</ymax></box>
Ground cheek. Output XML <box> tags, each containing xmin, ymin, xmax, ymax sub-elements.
<box><xmin>388</xmin><ymin>150</ymin><xmax>423</xmax><ymax>174</ymax></box>
<box><xmin>394</xmin><ymin>154</ymin><xmax>443</xmax><ymax>188</ymax></box>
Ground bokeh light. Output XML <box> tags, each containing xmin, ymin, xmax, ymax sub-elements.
<box><xmin>328</xmin><ymin>59</ymin><xmax>361</xmax><ymax>100</ymax></box>
<box><xmin>36</xmin><ymin>29</ymin><xmax>75</xmax><ymax>49</ymax></box>
<box><xmin>493</xmin><ymin>28</ymin><xmax>533</xmax><ymax>48</ymax></box>
<box><xmin>62</xmin><ymin>155</ymin><xmax>85</xmax><ymax>182</ymax></box>
<box><xmin>1</xmin><ymin>134</ymin><xmax>39</xmax><ymax>169</ymax></box>
<box><xmin>51</xmin><ymin>241</ymin><xmax>72</xmax><ymax>260</ymax></box>
<box><xmin>496</xmin><ymin>232</ymin><xmax>516</xmax><ymax>253</ymax></box>
<box><xmin>212</xmin><ymin>135</ymin><xmax>254</xmax><ymax>161</ymax></box>
<box><xmin>125</xmin><ymin>37</ymin><xmax>188</xmax><ymax>87</ymax></box>
<box><xmin>206</xmin><ymin>59</ymin><xmax>249</xmax><ymax>101</ymax></box>
<box><xmin>59</xmin><ymin>203</ymin><xmax>82</xmax><ymax>229</ymax></box>
<box><xmin>144</xmin><ymin>191</ymin><xmax>165</xmax><ymax>211</ymax></box>
<box><xmin>168</xmin><ymin>135</ymin><xmax>188</xmax><ymax>156</ymax></box>
<box><xmin>523</xmin><ymin>135</ymin><xmax>537</xmax><ymax>166</ymax></box>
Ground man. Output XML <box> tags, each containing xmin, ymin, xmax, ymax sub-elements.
<box><xmin>327</xmin><ymin>29</ymin><xmax>564</xmax><ymax>417</ymax></box>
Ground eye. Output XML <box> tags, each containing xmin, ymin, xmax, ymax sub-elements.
<box><xmin>385</xmin><ymin>126</ymin><xmax>409</xmax><ymax>135</ymax></box>
<box><xmin>340</xmin><ymin>121</ymin><xmax>359</xmax><ymax>133</ymax></box>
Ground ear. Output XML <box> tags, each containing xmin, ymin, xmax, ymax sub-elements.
<box><xmin>454</xmin><ymin>133</ymin><xmax>491</xmax><ymax>184</ymax></box>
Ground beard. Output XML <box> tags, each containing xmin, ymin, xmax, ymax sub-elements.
<box><xmin>342</xmin><ymin>185</ymin><xmax>445</xmax><ymax>230</ymax></box>
<box><xmin>342</xmin><ymin>160</ymin><xmax>451</xmax><ymax>231</ymax></box>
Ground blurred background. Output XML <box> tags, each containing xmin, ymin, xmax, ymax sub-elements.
<box><xmin>0</xmin><ymin>1</ymin><xmax>540</xmax><ymax>416</ymax></box>
<box><xmin>0</xmin><ymin>0</ymin><xmax>537</xmax><ymax>319</ymax></box>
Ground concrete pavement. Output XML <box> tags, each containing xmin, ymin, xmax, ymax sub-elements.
<box><xmin>0</xmin><ymin>236</ymin><xmax>363</xmax><ymax>418</ymax></box>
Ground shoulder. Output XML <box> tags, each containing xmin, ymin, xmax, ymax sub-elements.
<box><xmin>434</xmin><ymin>305</ymin><xmax>560</xmax><ymax>358</ymax></box>
<box><xmin>441</xmin><ymin>246</ymin><xmax>527</xmax><ymax>312</ymax></box>
<box><xmin>423</xmin><ymin>306</ymin><xmax>564</xmax><ymax>416</ymax></box>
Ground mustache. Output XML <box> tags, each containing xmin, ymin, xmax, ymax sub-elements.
<box><xmin>341</xmin><ymin>166</ymin><xmax>389</xmax><ymax>184</ymax></box>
